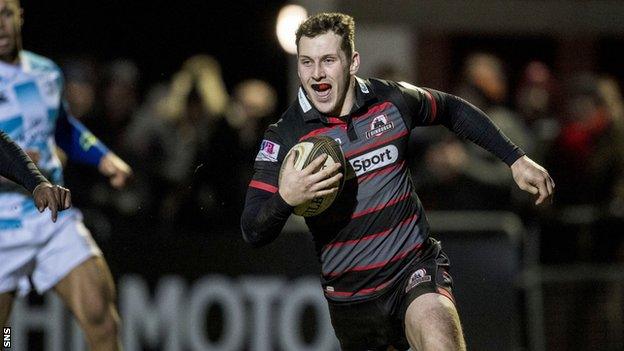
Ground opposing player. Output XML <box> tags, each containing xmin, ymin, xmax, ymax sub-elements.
<box><xmin>1</xmin><ymin>130</ymin><xmax>71</xmax><ymax>220</ymax></box>
<box><xmin>241</xmin><ymin>12</ymin><xmax>554</xmax><ymax>350</ymax></box>
<box><xmin>0</xmin><ymin>1</ymin><xmax>131</xmax><ymax>350</ymax></box>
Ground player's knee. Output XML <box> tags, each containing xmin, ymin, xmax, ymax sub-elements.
<box><xmin>86</xmin><ymin>304</ymin><xmax>119</xmax><ymax>340</ymax></box>
<box><xmin>81</xmin><ymin>291</ymin><xmax>118</xmax><ymax>332</ymax></box>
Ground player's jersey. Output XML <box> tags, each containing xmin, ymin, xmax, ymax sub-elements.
<box><xmin>0</xmin><ymin>51</ymin><xmax>106</xmax><ymax>225</ymax></box>
<box><xmin>251</xmin><ymin>78</ymin><xmax>435</xmax><ymax>300</ymax></box>
<box><xmin>243</xmin><ymin>77</ymin><xmax>524</xmax><ymax>302</ymax></box>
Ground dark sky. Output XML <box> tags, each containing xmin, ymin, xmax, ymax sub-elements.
<box><xmin>20</xmin><ymin>0</ymin><xmax>290</xmax><ymax>104</ymax></box>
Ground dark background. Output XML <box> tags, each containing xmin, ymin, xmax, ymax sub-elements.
<box><xmin>21</xmin><ymin>0</ymin><xmax>289</xmax><ymax>106</ymax></box>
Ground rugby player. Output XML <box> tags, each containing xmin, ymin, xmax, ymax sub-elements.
<box><xmin>0</xmin><ymin>1</ymin><xmax>131</xmax><ymax>350</ymax></box>
<box><xmin>241</xmin><ymin>12</ymin><xmax>554</xmax><ymax>351</ymax></box>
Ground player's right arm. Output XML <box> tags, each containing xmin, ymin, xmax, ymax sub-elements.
<box><xmin>0</xmin><ymin>130</ymin><xmax>71</xmax><ymax>221</ymax></box>
<box><xmin>241</xmin><ymin>131</ymin><xmax>294</xmax><ymax>247</ymax></box>
<box><xmin>241</xmin><ymin>128</ymin><xmax>342</xmax><ymax>247</ymax></box>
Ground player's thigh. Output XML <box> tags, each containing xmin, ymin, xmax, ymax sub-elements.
<box><xmin>53</xmin><ymin>256</ymin><xmax>117</xmax><ymax>323</ymax></box>
<box><xmin>404</xmin><ymin>292</ymin><xmax>464</xmax><ymax>350</ymax></box>
<box><xmin>0</xmin><ymin>291</ymin><xmax>15</xmax><ymax>327</ymax></box>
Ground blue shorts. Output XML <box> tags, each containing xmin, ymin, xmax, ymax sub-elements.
<box><xmin>0</xmin><ymin>208</ymin><xmax>101</xmax><ymax>296</ymax></box>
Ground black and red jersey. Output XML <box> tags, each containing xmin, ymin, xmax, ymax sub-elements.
<box><xmin>241</xmin><ymin>77</ymin><xmax>524</xmax><ymax>302</ymax></box>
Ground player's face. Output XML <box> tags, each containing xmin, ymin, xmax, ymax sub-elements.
<box><xmin>297</xmin><ymin>31</ymin><xmax>360</xmax><ymax>116</ymax></box>
<box><xmin>0</xmin><ymin>0</ymin><xmax>21</xmax><ymax>63</ymax></box>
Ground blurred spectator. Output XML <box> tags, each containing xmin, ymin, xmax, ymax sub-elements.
<box><xmin>515</xmin><ymin>61</ymin><xmax>560</xmax><ymax>163</ymax></box>
<box><xmin>61</xmin><ymin>57</ymin><xmax>99</xmax><ymax>120</ymax></box>
<box><xmin>126</xmin><ymin>55</ymin><xmax>233</xmax><ymax>230</ymax></box>
<box><xmin>88</xmin><ymin>59</ymin><xmax>141</xmax><ymax>151</ymax></box>
<box><xmin>541</xmin><ymin>73</ymin><xmax>624</xmax><ymax>263</ymax></box>
<box><xmin>224</xmin><ymin>79</ymin><xmax>277</xmax><ymax>181</ymax></box>
<box><xmin>547</xmin><ymin>73</ymin><xmax>624</xmax><ymax>208</ymax></box>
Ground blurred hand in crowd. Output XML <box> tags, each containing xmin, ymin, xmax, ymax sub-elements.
<box><xmin>425</xmin><ymin>140</ymin><xmax>467</xmax><ymax>183</ymax></box>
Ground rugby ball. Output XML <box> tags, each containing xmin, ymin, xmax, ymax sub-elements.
<box><xmin>280</xmin><ymin>136</ymin><xmax>346</xmax><ymax>217</ymax></box>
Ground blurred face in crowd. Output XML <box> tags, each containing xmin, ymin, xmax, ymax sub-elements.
<box><xmin>0</xmin><ymin>0</ymin><xmax>21</xmax><ymax>63</ymax></box>
<box><xmin>297</xmin><ymin>31</ymin><xmax>360</xmax><ymax>116</ymax></box>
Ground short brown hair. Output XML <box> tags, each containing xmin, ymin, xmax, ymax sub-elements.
<box><xmin>295</xmin><ymin>12</ymin><xmax>355</xmax><ymax>58</ymax></box>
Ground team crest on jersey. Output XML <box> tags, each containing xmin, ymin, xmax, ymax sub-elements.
<box><xmin>255</xmin><ymin>140</ymin><xmax>280</xmax><ymax>162</ymax></box>
<box><xmin>405</xmin><ymin>268</ymin><xmax>431</xmax><ymax>292</ymax></box>
<box><xmin>366</xmin><ymin>114</ymin><xmax>394</xmax><ymax>139</ymax></box>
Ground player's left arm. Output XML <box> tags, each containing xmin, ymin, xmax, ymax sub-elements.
<box><xmin>398</xmin><ymin>83</ymin><xmax>554</xmax><ymax>205</ymax></box>
<box><xmin>54</xmin><ymin>101</ymin><xmax>132</xmax><ymax>188</ymax></box>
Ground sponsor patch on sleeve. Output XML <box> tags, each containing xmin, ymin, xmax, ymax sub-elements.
<box><xmin>255</xmin><ymin>140</ymin><xmax>281</xmax><ymax>162</ymax></box>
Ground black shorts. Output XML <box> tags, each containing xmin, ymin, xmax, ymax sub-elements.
<box><xmin>326</xmin><ymin>237</ymin><xmax>454</xmax><ymax>351</ymax></box>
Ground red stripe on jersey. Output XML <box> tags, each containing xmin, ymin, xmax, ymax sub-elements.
<box><xmin>298</xmin><ymin>125</ymin><xmax>344</xmax><ymax>142</ymax></box>
<box><xmin>351</xmin><ymin>191</ymin><xmax>411</xmax><ymax>219</ymax></box>
<box><xmin>326</xmin><ymin>241</ymin><xmax>423</xmax><ymax>277</ymax></box>
<box><xmin>326</xmin><ymin>117</ymin><xmax>346</xmax><ymax>125</ymax></box>
<box><xmin>249</xmin><ymin>180</ymin><xmax>278</xmax><ymax>193</ymax></box>
<box><xmin>325</xmin><ymin>279</ymin><xmax>394</xmax><ymax>297</ymax></box>
<box><xmin>323</xmin><ymin>213</ymin><xmax>418</xmax><ymax>250</ymax></box>
<box><xmin>352</xmin><ymin>102</ymin><xmax>393</xmax><ymax>121</ymax></box>
<box><xmin>423</xmin><ymin>89</ymin><xmax>438</xmax><ymax>123</ymax></box>
<box><xmin>358</xmin><ymin>160</ymin><xmax>406</xmax><ymax>184</ymax></box>
<box><xmin>345</xmin><ymin>129</ymin><xmax>408</xmax><ymax>158</ymax></box>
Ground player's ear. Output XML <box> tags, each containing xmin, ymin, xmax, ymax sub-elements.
<box><xmin>349</xmin><ymin>51</ymin><xmax>360</xmax><ymax>75</ymax></box>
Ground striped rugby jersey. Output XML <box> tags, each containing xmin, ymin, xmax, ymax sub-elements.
<box><xmin>242</xmin><ymin>77</ymin><xmax>524</xmax><ymax>302</ymax></box>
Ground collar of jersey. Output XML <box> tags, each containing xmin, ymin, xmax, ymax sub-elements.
<box><xmin>298</xmin><ymin>76</ymin><xmax>378</xmax><ymax>124</ymax></box>
<box><xmin>0</xmin><ymin>51</ymin><xmax>32</xmax><ymax>79</ymax></box>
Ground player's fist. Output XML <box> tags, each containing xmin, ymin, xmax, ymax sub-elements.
<box><xmin>33</xmin><ymin>182</ymin><xmax>72</xmax><ymax>222</ymax></box>
<box><xmin>98</xmin><ymin>152</ymin><xmax>133</xmax><ymax>189</ymax></box>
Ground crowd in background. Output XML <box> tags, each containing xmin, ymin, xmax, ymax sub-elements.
<box><xmin>59</xmin><ymin>55</ymin><xmax>277</xmax><ymax>239</ymax></box>
<box><xmin>58</xmin><ymin>52</ymin><xmax>624</xmax><ymax>265</ymax></box>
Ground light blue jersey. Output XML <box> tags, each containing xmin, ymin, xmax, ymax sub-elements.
<box><xmin>0</xmin><ymin>51</ymin><xmax>107</xmax><ymax>224</ymax></box>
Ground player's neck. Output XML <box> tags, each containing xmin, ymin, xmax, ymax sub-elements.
<box><xmin>337</xmin><ymin>77</ymin><xmax>356</xmax><ymax>117</ymax></box>
<box><xmin>0</xmin><ymin>51</ymin><xmax>20</xmax><ymax>66</ymax></box>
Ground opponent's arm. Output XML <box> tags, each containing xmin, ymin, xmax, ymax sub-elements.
<box><xmin>55</xmin><ymin>102</ymin><xmax>132</xmax><ymax>188</ymax></box>
<box><xmin>0</xmin><ymin>130</ymin><xmax>47</xmax><ymax>192</ymax></box>
<box><xmin>1</xmin><ymin>130</ymin><xmax>71</xmax><ymax>221</ymax></box>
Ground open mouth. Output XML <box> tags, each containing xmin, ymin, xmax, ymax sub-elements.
<box><xmin>311</xmin><ymin>83</ymin><xmax>332</xmax><ymax>100</ymax></box>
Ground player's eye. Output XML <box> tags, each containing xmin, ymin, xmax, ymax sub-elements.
<box><xmin>0</xmin><ymin>9</ymin><xmax>13</xmax><ymax>18</ymax></box>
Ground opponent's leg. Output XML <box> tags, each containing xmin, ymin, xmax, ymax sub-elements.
<box><xmin>404</xmin><ymin>292</ymin><xmax>465</xmax><ymax>351</ymax></box>
<box><xmin>54</xmin><ymin>256</ymin><xmax>121</xmax><ymax>351</ymax></box>
<box><xmin>0</xmin><ymin>291</ymin><xmax>15</xmax><ymax>328</ymax></box>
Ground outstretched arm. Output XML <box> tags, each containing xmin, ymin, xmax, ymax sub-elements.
<box><xmin>396</xmin><ymin>82</ymin><xmax>554</xmax><ymax>205</ymax></box>
<box><xmin>437</xmin><ymin>93</ymin><xmax>555</xmax><ymax>204</ymax></box>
